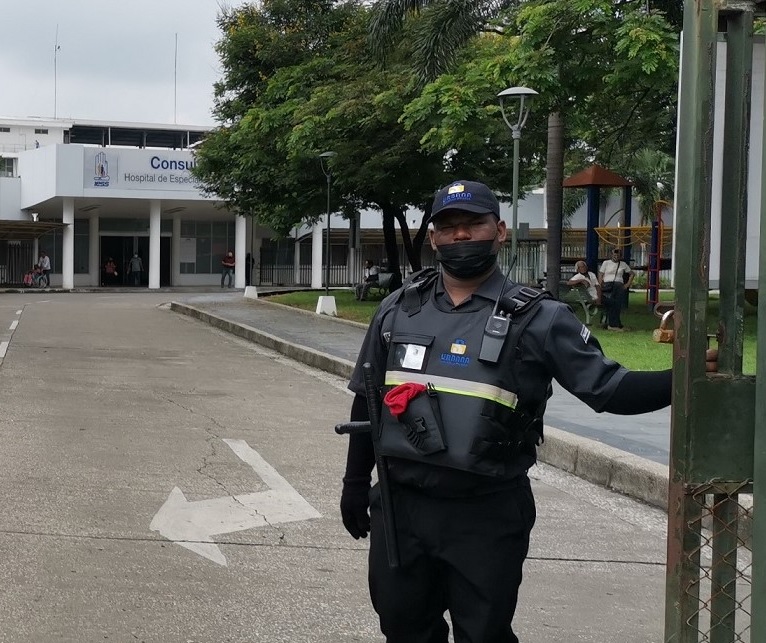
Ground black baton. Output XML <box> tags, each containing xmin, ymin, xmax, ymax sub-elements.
<box><xmin>335</xmin><ymin>362</ymin><xmax>399</xmax><ymax>568</ymax></box>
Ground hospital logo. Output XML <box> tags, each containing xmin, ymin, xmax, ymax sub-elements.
<box><xmin>440</xmin><ymin>338</ymin><xmax>470</xmax><ymax>366</ymax></box>
<box><xmin>93</xmin><ymin>151</ymin><xmax>111</xmax><ymax>187</ymax></box>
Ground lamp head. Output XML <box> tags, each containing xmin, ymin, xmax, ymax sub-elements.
<box><xmin>497</xmin><ymin>86</ymin><xmax>538</xmax><ymax>132</ymax></box>
<box><xmin>318</xmin><ymin>150</ymin><xmax>337</xmax><ymax>178</ymax></box>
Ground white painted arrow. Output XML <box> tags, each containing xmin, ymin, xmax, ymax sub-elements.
<box><xmin>150</xmin><ymin>438</ymin><xmax>321</xmax><ymax>566</ymax></box>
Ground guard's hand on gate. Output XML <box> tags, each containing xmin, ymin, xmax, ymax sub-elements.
<box><xmin>340</xmin><ymin>478</ymin><xmax>371</xmax><ymax>539</ymax></box>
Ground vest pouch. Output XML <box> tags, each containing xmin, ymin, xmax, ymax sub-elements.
<box><xmin>398</xmin><ymin>386</ymin><xmax>446</xmax><ymax>456</ymax></box>
<box><xmin>470</xmin><ymin>400</ymin><xmax>542</xmax><ymax>461</ymax></box>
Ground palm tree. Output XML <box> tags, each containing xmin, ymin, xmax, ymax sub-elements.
<box><xmin>368</xmin><ymin>0</ymin><xmax>566</xmax><ymax>296</ymax></box>
<box><xmin>624</xmin><ymin>148</ymin><xmax>675</xmax><ymax>224</ymax></box>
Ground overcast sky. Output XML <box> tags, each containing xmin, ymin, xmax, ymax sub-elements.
<box><xmin>0</xmin><ymin>0</ymin><xmax>246</xmax><ymax>126</ymax></box>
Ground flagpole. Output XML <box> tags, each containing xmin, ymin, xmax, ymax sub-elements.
<box><xmin>54</xmin><ymin>25</ymin><xmax>60</xmax><ymax>118</ymax></box>
<box><xmin>174</xmin><ymin>33</ymin><xmax>178</xmax><ymax>124</ymax></box>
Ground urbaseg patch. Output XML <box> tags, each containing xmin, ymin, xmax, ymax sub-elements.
<box><xmin>580</xmin><ymin>325</ymin><xmax>591</xmax><ymax>344</ymax></box>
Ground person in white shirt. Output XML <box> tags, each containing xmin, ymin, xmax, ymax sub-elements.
<box><xmin>567</xmin><ymin>260</ymin><xmax>599</xmax><ymax>304</ymax></box>
<box><xmin>598</xmin><ymin>248</ymin><xmax>633</xmax><ymax>331</ymax></box>
<box><xmin>355</xmin><ymin>259</ymin><xmax>380</xmax><ymax>301</ymax></box>
<box><xmin>38</xmin><ymin>251</ymin><xmax>51</xmax><ymax>288</ymax></box>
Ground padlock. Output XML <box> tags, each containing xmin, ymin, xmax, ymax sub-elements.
<box><xmin>652</xmin><ymin>309</ymin><xmax>675</xmax><ymax>343</ymax></box>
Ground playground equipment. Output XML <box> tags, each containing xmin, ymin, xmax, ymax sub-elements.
<box><xmin>594</xmin><ymin>199</ymin><xmax>673</xmax><ymax>309</ymax></box>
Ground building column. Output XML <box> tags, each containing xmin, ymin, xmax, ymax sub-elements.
<box><xmin>172</xmin><ymin>217</ymin><xmax>181</xmax><ymax>287</ymax></box>
<box><xmin>62</xmin><ymin>197</ymin><xmax>75</xmax><ymax>289</ymax></box>
<box><xmin>89</xmin><ymin>215</ymin><xmax>100</xmax><ymax>286</ymax></box>
<box><xmin>311</xmin><ymin>223</ymin><xmax>322</xmax><ymax>289</ymax></box>
<box><xmin>149</xmin><ymin>200</ymin><xmax>161</xmax><ymax>289</ymax></box>
<box><xmin>293</xmin><ymin>237</ymin><xmax>301</xmax><ymax>286</ymax></box>
<box><xmin>235</xmin><ymin>215</ymin><xmax>246</xmax><ymax>288</ymax></box>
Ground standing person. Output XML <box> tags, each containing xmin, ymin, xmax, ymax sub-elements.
<box><xmin>339</xmin><ymin>180</ymin><xmax>677</xmax><ymax>643</ymax></box>
<box><xmin>355</xmin><ymin>259</ymin><xmax>380</xmax><ymax>301</ymax></box>
<box><xmin>38</xmin><ymin>250</ymin><xmax>51</xmax><ymax>287</ymax></box>
<box><xmin>127</xmin><ymin>253</ymin><xmax>144</xmax><ymax>286</ymax></box>
<box><xmin>103</xmin><ymin>257</ymin><xmax>118</xmax><ymax>286</ymax></box>
<box><xmin>221</xmin><ymin>251</ymin><xmax>235</xmax><ymax>288</ymax></box>
<box><xmin>598</xmin><ymin>248</ymin><xmax>634</xmax><ymax>331</ymax></box>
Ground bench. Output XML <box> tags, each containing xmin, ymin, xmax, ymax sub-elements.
<box><xmin>366</xmin><ymin>272</ymin><xmax>394</xmax><ymax>299</ymax></box>
<box><xmin>559</xmin><ymin>281</ymin><xmax>603</xmax><ymax>326</ymax></box>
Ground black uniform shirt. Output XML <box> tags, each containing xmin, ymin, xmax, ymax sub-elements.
<box><xmin>349</xmin><ymin>267</ymin><xmax>627</xmax><ymax>413</ymax></box>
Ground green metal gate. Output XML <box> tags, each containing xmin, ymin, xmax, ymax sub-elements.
<box><xmin>667</xmin><ymin>2</ymin><xmax>764</xmax><ymax>641</ymax></box>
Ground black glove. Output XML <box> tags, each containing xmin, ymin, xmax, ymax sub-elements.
<box><xmin>340</xmin><ymin>476</ymin><xmax>371</xmax><ymax>539</ymax></box>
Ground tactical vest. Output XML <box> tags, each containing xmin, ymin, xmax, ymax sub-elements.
<box><xmin>379</xmin><ymin>270</ymin><xmax>549</xmax><ymax>479</ymax></box>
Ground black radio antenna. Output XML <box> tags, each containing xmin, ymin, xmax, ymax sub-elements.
<box><xmin>491</xmin><ymin>254</ymin><xmax>518</xmax><ymax>316</ymax></box>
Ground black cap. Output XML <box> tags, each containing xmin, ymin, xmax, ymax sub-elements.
<box><xmin>429</xmin><ymin>180</ymin><xmax>500</xmax><ymax>223</ymax></box>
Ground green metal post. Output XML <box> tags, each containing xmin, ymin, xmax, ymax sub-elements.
<box><xmin>718</xmin><ymin>10</ymin><xmax>752</xmax><ymax>376</ymax></box>
<box><xmin>665</xmin><ymin>1</ymin><xmax>719</xmax><ymax>640</ymax></box>
<box><xmin>709</xmin><ymin>11</ymin><xmax>753</xmax><ymax>642</ymax></box>
<box><xmin>669</xmin><ymin>3</ymin><xmax>760</xmax><ymax>641</ymax></box>
<box><xmin>754</xmin><ymin>21</ymin><xmax>766</xmax><ymax>643</ymax></box>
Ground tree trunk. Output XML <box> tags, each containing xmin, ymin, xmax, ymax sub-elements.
<box><xmin>392</xmin><ymin>204</ymin><xmax>430</xmax><ymax>273</ymax></box>
<box><xmin>381</xmin><ymin>203</ymin><xmax>403</xmax><ymax>290</ymax></box>
<box><xmin>546</xmin><ymin>111</ymin><xmax>564</xmax><ymax>299</ymax></box>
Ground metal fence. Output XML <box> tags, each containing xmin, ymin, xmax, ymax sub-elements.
<box><xmin>0</xmin><ymin>241</ymin><xmax>36</xmax><ymax>285</ymax></box>
<box><xmin>677</xmin><ymin>483</ymin><xmax>753</xmax><ymax>642</ymax></box>
<box><xmin>256</xmin><ymin>235</ymin><xmax>671</xmax><ymax>290</ymax></box>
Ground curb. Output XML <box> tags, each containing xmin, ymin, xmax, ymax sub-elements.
<box><xmin>537</xmin><ymin>427</ymin><xmax>670</xmax><ymax>510</ymax></box>
<box><xmin>169</xmin><ymin>302</ymin><xmax>355</xmax><ymax>380</ymax></box>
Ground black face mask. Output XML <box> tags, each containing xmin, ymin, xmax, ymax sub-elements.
<box><xmin>435</xmin><ymin>240</ymin><xmax>498</xmax><ymax>279</ymax></box>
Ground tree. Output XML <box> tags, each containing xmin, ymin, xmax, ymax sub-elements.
<box><xmin>195</xmin><ymin>0</ymin><xmax>459</xmax><ymax>288</ymax></box>
<box><xmin>373</xmin><ymin>0</ymin><xmax>679</xmax><ymax>294</ymax></box>
<box><xmin>193</xmin><ymin>1</ymin><xmax>355</xmax><ymax>234</ymax></box>
<box><xmin>615</xmin><ymin>148</ymin><xmax>675</xmax><ymax>223</ymax></box>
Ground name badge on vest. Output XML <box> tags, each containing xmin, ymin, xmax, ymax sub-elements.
<box><xmin>399</xmin><ymin>344</ymin><xmax>426</xmax><ymax>370</ymax></box>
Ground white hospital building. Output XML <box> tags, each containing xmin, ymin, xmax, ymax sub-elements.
<box><xmin>0</xmin><ymin>116</ymin><xmax>265</xmax><ymax>289</ymax></box>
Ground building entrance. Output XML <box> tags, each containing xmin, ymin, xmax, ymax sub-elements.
<box><xmin>100</xmin><ymin>235</ymin><xmax>171</xmax><ymax>287</ymax></box>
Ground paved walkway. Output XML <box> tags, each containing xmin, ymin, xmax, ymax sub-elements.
<box><xmin>0</xmin><ymin>290</ymin><xmax>674</xmax><ymax>641</ymax></box>
<box><xmin>172</xmin><ymin>291</ymin><xmax>673</xmax><ymax>512</ymax></box>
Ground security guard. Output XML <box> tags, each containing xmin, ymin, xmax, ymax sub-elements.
<box><xmin>340</xmin><ymin>180</ymin><xmax>675</xmax><ymax>643</ymax></box>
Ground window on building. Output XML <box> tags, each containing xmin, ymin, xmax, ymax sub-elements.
<box><xmin>179</xmin><ymin>220</ymin><xmax>236</xmax><ymax>274</ymax></box>
<box><xmin>0</xmin><ymin>157</ymin><xmax>14</xmax><ymax>177</ymax></box>
<box><xmin>37</xmin><ymin>219</ymin><xmax>90</xmax><ymax>275</ymax></box>
<box><xmin>0</xmin><ymin>127</ymin><xmax>10</xmax><ymax>133</ymax></box>
<box><xmin>34</xmin><ymin>128</ymin><xmax>49</xmax><ymax>134</ymax></box>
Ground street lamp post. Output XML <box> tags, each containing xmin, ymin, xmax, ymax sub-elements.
<box><xmin>319</xmin><ymin>151</ymin><xmax>337</xmax><ymax>296</ymax></box>
<box><xmin>497</xmin><ymin>87</ymin><xmax>538</xmax><ymax>280</ymax></box>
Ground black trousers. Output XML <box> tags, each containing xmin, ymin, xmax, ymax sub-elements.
<box><xmin>603</xmin><ymin>282</ymin><xmax>627</xmax><ymax>327</ymax></box>
<box><xmin>368</xmin><ymin>478</ymin><xmax>536</xmax><ymax>643</ymax></box>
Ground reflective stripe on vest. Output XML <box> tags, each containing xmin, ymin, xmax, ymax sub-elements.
<box><xmin>385</xmin><ymin>371</ymin><xmax>518</xmax><ymax>409</ymax></box>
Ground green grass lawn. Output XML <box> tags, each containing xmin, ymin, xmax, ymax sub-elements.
<box><xmin>265</xmin><ymin>288</ymin><xmax>757</xmax><ymax>373</ymax></box>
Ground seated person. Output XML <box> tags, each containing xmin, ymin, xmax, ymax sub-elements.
<box><xmin>32</xmin><ymin>264</ymin><xmax>45</xmax><ymax>286</ymax></box>
<box><xmin>567</xmin><ymin>260</ymin><xmax>600</xmax><ymax>305</ymax></box>
<box><xmin>355</xmin><ymin>259</ymin><xmax>380</xmax><ymax>301</ymax></box>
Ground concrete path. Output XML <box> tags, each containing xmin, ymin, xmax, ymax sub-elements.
<box><xmin>0</xmin><ymin>291</ymin><xmax>671</xmax><ymax>642</ymax></box>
